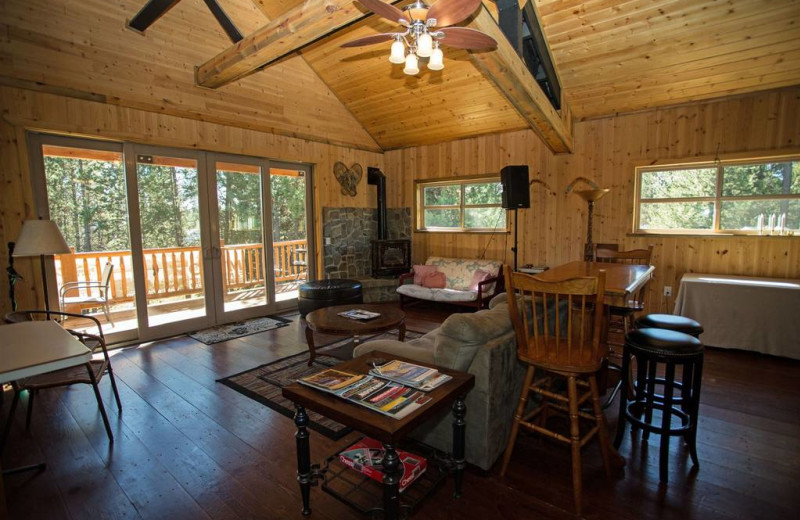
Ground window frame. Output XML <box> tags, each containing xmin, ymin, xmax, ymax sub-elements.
<box><xmin>415</xmin><ymin>175</ymin><xmax>508</xmax><ymax>233</ymax></box>
<box><xmin>634</xmin><ymin>154</ymin><xmax>800</xmax><ymax>236</ymax></box>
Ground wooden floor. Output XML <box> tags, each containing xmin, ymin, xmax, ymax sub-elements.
<box><xmin>2</xmin><ymin>302</ymin><xmax>799</xmax><ymax>519</ymax></box>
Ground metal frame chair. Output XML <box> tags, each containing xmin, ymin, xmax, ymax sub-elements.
<box><xmin>60</xmin><ymin>261</ymin><xmax>114</xmax><ymax>326</ymax></box>
<box><xmin>1</xmin><ymin>310</ymin><xmax>122</xmax><ymax>448</ymax></box>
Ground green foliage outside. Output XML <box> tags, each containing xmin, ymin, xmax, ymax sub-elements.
<box><xmin>422</xmin><ymin>181</ymin><xmax>506</xmax><ymax>229</ymax></box>
<box><xmin>45</xmin><ymin>156</ymin><xmax>308</xmax><ymax>254</ymax></box>
<box><xmin>639</xmin><ymin>161</ymin><xmax>799</xmax><ymax>231</ymax></box>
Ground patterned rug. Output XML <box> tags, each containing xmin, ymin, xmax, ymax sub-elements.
<box><xmin>189</xmin><ymin>315</ymin><xmax>292</xmax><ymax>344</ymax></box>
<box><xmin>217</xmin><ymin>329</ymin><xmax>424</xmax><ymax>439</ymax></box>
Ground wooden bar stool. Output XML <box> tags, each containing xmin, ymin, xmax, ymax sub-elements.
<box><xmin>613</xmin><ymin>328</ymin><xmax>704</xmax><ymax>483</ymax></box>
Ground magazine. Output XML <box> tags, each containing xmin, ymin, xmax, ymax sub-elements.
<box><xmin>338</xmin><ymin>309</ymin><xmax>382</xmax><ymax>321</ymax></box>
<box><xmin>298</xmin><ymin>370</ymin><xmax>433</xmax><ymax>420</ymax></box>
<box><xmin>369</xmin><ymin>360</ymin><xmax>452</xmax><ymax>391</ymax></box>
<box><xmin>338</xmin><ymin>437</ymin><xmax>427</xmax><ymax>492</ymax></box>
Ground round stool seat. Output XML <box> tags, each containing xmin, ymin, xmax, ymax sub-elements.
<box><xmin>298</xmin><ymin>278</ymin><xmax>363</xmax><ymax>318</ymax></box>
<box><xmin>635</xmin><ymin>313</ymin><xmax>703</xmax><ymax>337</ymax></box>
<box><xmin>626</xmin><ymin>328</ymin><xmax>703</xmax><ymax>358</ymax></box>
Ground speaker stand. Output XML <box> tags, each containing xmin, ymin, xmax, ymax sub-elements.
<box><xmin>511</xmin><ymin>208</ymin><xmax>519</xmax><ymax>272</ymax></box>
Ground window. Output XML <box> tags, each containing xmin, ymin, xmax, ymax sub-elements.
<box><xmin>416</xmin><ymin>177</ymin><xmax>507</xmax><ymax>232</ymax></box>
<box><xmin>635</xmin><ymin>157</ymin><xmax>799</xmax><ymax>235</ymax></box>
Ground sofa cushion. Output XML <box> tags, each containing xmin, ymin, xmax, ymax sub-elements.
<box><xmin>397</xmin><ymin>284</ymin><xmax>479</xmax><ymax>303</ymax></box>
<box><xmin>435</xmin><ymin>303</ymin><xmax>513</xmax><ymax>371</ymax></box>
<box><xmin>413</xmin><ymin>265</ymin><xmax>438</xmax><ymax>286</ymax></box>
<box><xmin>425</xmin><ymin>257</ymin><xmax>502</xmax><ymax>291</ymax></box>
<box><xmin>469</xmin><ymin>269</ymin><xmax>491</xmax><ymax>291</ymax></box>
<box><xmin>422</xmin><ymin>271</ymin><xmax>446</xmax><ymax>288</ymax></box>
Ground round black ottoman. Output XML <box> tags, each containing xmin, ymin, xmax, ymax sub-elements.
<box><xmin>298</xmin><ymin>279</ymin><xmax>363</xmax><ymax>318</ymax></box>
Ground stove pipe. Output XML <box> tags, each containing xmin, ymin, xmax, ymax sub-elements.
<box><xmin>367</xmin><ymin>167</ymin><xmax>387</xmax><ymax>240</ymax></box>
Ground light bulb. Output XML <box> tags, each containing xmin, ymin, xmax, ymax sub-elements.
<box><xmin>403</xmin><ymin>52</ymin><xmax>419</xmax><ymax>75</ymax></box>
<box><xmin>416</xmin><ymin>32</ymin><xmax>433</xmax><ymax>58</ymax></box>
<box><xmin>389</xmin><ymin>39</ymin><xmax>405</xmax><ymax>64</ymax></box>
<box><xmin>428</xmin><ymin>45</ymin><xmax>444</xmax><ymax>71</ymax></box>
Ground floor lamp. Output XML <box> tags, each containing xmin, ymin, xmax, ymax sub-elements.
<box><xmin>12</xmin><ymin>219</ymin><xmax>72</xmax><ymax>313</ymax></box>
<box><xmin>574</xmin><ymin>189</ymin><xmax>610</xmax><ymax>261</ymax></box>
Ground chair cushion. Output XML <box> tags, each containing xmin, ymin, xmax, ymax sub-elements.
<box><xmin>626</xmin><ymin>328</ymin><xmax>703</xmax><ymax>357</ymax></box>
<box><xmin>397</xmin><ymin>284</ymin><xmax>478</xmax><ymax>302</ymax></box>
<box><xmin>635</xmin><ymin>313</ymin><xmax>703</xmax><ymax>336</ymax></box>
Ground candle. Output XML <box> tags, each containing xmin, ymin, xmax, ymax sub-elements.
<box><xmin>757</xmin><ymin>214</ymin><xmax>764</xmax><ymax>235</ymax></box>
<box><xmin>768</xmin><ymin>214</ymin><xmax>775</xmax><ymax>235</ymax></box>
<box><xmin>780</xmin><ymin>213</ymin><xmax>786</xmax><ymax>235</ymax></box>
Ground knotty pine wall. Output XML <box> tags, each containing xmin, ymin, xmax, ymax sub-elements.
<box><xmin>384</xmin><ymin>86</ymin><xmax>800</xmax><ymax>314</ymax></box>
<box><xmin>0</xmin><ymin>86</ymin><xmax>383</xmax><ymax>316</ymax></box>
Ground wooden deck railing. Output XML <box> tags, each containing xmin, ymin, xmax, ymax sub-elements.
<box><xmin>55</xmin><ymin>239</ymin><xmax>308</xmax><ymax>305</ymax></box>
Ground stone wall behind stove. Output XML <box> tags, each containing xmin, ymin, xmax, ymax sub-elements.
<box><xmin>322</xmin><ymin>207</ymin><xmax>411</xmax><ymax>279</ymax></box>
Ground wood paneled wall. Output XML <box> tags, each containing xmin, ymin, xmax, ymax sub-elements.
<box><xmin>384</xmin><ymin>86</ymin><xmax>800</xmax><ymax>313</ymax></box>
<box><xmin>0</xmin><ymin>86</ymin><xmax>383</xmax><ymax>316</ymax></box>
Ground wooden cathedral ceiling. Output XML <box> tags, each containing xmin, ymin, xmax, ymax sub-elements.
<box><xmin>1</xmin><ymin>0</ymin><xmax>798</xmax><ymax>152</ymax></box>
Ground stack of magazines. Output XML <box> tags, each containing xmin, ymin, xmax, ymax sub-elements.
<box><xmin>298</xmin><ymin>362</ymin><xmax>450</xmax><ymax>420</ymax></box>
<box><xmin>337</xmin><ymin>309</ymin><xmax>381</xmax><ymax>321</ymax></box>
<box><xmin>369</xmin><ymin>360</ymin><xmax>452</xmax><ymax>391</ymax></box>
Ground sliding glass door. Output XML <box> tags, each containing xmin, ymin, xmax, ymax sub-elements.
<box><xmin>30</xmin><ymin>134</ymin><xmax>313</xmax><ymax>342</ymax></box>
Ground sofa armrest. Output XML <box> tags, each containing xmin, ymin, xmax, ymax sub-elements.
<box><xmin>352</xmin><ymin>339</ymin><xmax>436</xmax><ymax>364</ymax></box>
<box><xmin>398</xmin><ymin>271</ymin><xmax>415</xmax><ymax>286</ymax></box>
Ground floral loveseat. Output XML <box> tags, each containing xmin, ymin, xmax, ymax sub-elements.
<box><xmin>397</xmin><ymin>257</ymin><xmax>504</xmax><ymax>309</ymax></box>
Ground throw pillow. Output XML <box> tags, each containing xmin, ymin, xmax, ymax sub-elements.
<box><xmin>413</xmin><ymin>265</ymin><xmax>438</xmax><ymax>286</ymax></box>
<box><xmin>422</xmin><ymin>271</ymin><xmax>447</xmax><ymax>288</ymax></box>
<box><xmin>469</xmin><ymin>269</ymin><xmax>491</xmax><ymax>291</ymax></box>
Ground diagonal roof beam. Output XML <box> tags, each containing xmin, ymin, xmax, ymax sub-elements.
<box><xmin>196</xmin><ymin>0</ymin><xmax>404</xmax><ymax>89</ymax></box>
<box><xmin>466</xmin><ymin>2</ymin><xmax>573</xmax><ymax>153</ymax></box>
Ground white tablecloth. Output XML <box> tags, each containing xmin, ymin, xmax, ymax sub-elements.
<box><xmin>674</xmin><ymin>273</ymin><xmax>800</xmax><ymax>360</ymax></box>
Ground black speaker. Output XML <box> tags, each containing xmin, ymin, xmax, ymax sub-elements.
<box><xmin>501</xmin><ymin>165</ymin><xmax>530</xmax><ymax>209</ymax></box>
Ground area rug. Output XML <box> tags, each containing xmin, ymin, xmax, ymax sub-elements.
<box><xmin>217</xmin><ymin>329</ymin><xmax>424</xmax><ymax>439</ymax></box>
<box><xmin>189</xmin><ymin>315</ymin><xmax>292</xmax><ymax>345</ymax></box>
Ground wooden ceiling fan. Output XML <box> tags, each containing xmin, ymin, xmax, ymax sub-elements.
<box><xmin>342</xmin><ymin>0</ymin><xmax>496</xmax><ymax>74</ymax></box>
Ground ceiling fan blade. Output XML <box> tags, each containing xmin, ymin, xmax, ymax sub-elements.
<box><xmin>355</xmin><ymin>0</ymin><xmax>409</xmax><ymax>25</ymax></box>
<box><xmin>341</xmin><ymin>33</ymin><xmax>398</xmax><ymax>48</ymax></box>
<box><xmin>127</xmin><ymin>0</ymin><xmax>182</xmax><ymax>33</ymax></box>
<box><xmin>202</xmin><ymin>0</ymin><xmax>243</xmax><ymax>43</ymax></box>
<box><xmin>437</xmin><ymin>27</ymin><xmax>497</xmax><ymax>50</ymax></box>
<box><xmin>426</xmin><ymin>0</ymin><xmax>481</xmax><ymax>28</ymax></box>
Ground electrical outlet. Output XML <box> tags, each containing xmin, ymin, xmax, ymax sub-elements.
<box><xmin>664</xmin><ymin>286</ymin><xmax>673</xmax><ymax>297</ymax></box>
<box><xmin>324</xmin><ymin>237</ymin><xmax>331</xmax><ymax>245</ymax></box>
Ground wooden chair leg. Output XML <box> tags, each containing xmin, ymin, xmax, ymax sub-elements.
<box><xmin>567</xmin><ymin>376</ymin><xmax>583</xmax><ymax>516</ymax></box>
<box><xmin>499</xmin><ymin>365</ymin><xmax>536</xmax><ymax>477</ymax></box>
<box><xmin>86</xmin><ymin>364</ymin><xmax>114</xmax><ymax>443</ymax></box>
<box><xmin>589</xmin><ymin>375</ymin><xmax>613</xmax><ymax>477</ymax></box>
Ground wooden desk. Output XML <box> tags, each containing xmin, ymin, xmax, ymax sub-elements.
<box><xmin>533</xmin><ymin>261</ymin><xmax>655</xmax><ymax>307</ymax></box>
<box><xmin>675</xmin><ymin>273</ymin><xmax>800</xmax><ymax>359</ymax></box>
<box><xmin>0</xmin><ymin>321</ymin><xmax>92</xmax><ymax>516</ymax></box>
<box><xmin>282</xmin><ymin>351</ymin><xmax>474</xmax><ymax>519</ymax></box>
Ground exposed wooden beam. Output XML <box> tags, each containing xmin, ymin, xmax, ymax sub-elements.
<box><xmin>466</xmin><ymin>2</ymin><xmax>573</xmax><ymax>153</ymax></box>
<box><xmin>196</xmin><ymin>0</ymin><xmax>404</xmax><ymax>89</ymax></box>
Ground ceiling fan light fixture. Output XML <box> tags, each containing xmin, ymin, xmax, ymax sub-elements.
<box><xmin>389</xmin><ymin>38</ymin><xmax>406</xmax><ymax>64</ymax></box>
<box><xmin>404</xmin><ymin>1</ymin><xmax>429</xmax><ymax>22</ymax></box>
<box><xmin>403</xmin><ymin>52</ymin><xmax>420</xmax><ymax>75</ymax></box>
<box><xmin>428</xmin><ymin>44</ymin><xmax>444</xmax><ymax>70</ymax></box>
<box><xmin>416</xmin><ymin>31</ymin><xmax>433</xmax><ymax>58</ymax></box>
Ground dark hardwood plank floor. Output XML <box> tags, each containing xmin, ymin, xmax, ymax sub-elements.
<box><xmin>2</xmin><ymin>302</ymin><xmax>798</xmax><ymax>519</ymax></box>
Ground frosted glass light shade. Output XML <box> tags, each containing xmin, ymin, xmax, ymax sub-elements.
<box><xmin>13</xmin><ymin>219</ymin><xmax>71</xmax><ymax>256</ymax></box>
<box><xmin>416</xmin><ymin>32</ymin><xmax>433</xmax><ymax>58</ymax></box>
<box><xmin>428</xmin><ymin>46</ymin><xmax>444</xmax><ymax>70</ymax></box>
<box><xmin>389</xmin><ymin>40</ymin><xmax>405</xmax><ymax>64</ymax></box>
<box><xmin>403</xmin><ymin>53</ymin><xmax>419</xmax><ymax>75</ymax></box>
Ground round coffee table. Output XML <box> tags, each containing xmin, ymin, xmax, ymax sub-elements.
<box><xmin>303</xmin><ymin>304</ymin><xmax>405</xmax><ymax>366</ymax></box>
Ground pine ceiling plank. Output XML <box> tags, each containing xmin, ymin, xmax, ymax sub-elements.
<box><xmin>196</xmin><ymin>0</ymin><xmax>405</xmax><ymax>88</ymax></box>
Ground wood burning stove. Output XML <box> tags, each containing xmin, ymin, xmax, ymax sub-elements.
<box><xmin>368</xmin><ymin>167</ymin><xmax>411</xmax><ymax>277</ymax></box>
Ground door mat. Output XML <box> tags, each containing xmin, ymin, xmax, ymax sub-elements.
<box><xmin>217</xmin><ymin>329</ymin><xmax>424</xmax><ymax>439</ymax></box>
<box><xmin>189</xmin><ymin>315</ymin><xmax>292</xmax><ymax>345</ymax></box>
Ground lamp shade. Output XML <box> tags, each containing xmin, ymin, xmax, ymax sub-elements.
<box><xmin>13</xmin><ymin>219</ymin><xmax>71</xmax><ymax>257</ymax></box>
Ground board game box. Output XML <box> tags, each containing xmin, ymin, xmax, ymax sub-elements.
<box><xmin>338</xmin><ymin>437</ymin><xmax>427</xmax><ymax>492</ymax></box>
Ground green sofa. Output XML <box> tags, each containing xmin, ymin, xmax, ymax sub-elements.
<box><xmin>352</xmin><ymin>294</ymin><xmax>526</xmax><ymax>471</ymax></box>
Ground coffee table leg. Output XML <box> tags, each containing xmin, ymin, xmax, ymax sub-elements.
<box><xmin>397</xmin><ymin>321</ymin><xmax>406</xmax><ymax>342</ymax></box>
<box><xmin>382</xmin><ymin>443</ymin><xmax>401</xmax><ymax>520</ymax></box>
<box><xmin>294</xmin><ymin>405</ymin><xmax>312</xmax><ymax>516</ymax></box>
<box><xmin>452</xmin><ymin>396</ymin><xmax>467</xmax><ymax>498</ymax></box>
<box><xmin>304</xmin><ymin>324</ymin><xmax>316</xmax><ymax>367</ymax></box>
